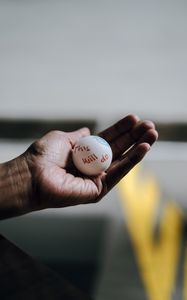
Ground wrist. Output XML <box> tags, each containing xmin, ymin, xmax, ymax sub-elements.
<box><xmin>0</xmin><ymin>155</ymin><xmax>32</xmax><ymax>219</ymax></box>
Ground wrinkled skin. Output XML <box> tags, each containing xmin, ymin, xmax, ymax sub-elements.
<box><xmin>23</xmin><ymin>114</ymin><xmax>158</xmax><ymax>212</ymax></box>
<box><xmin>0</xmin><ymin>114</ymin><xmax>158</xmax><ymax>219</ymax></box>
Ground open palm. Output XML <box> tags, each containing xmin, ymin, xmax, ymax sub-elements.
<box><xmin>25</xmin><ymin>114</ymin><xmax>158</xmax><ymax>211</ymax></box>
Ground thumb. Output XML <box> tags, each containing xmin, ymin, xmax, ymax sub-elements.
<box><xmin>68</xmin><ymin>127</ymin><xmax>90</xmax><ymax>145</ymax></box>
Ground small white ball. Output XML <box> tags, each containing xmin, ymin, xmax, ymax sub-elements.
<box><xmin>72</xmin><ymin>135</ymin><xmax>113</xmax><ymax>176</ymax></box>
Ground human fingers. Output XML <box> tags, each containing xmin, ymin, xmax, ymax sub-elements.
<box><xmin>136</xmin><ymin>128</ymin><xmax>158</xmax><ymax>146</ymax></box>
<box><xmin>99</xmin><ymin>114</ymin><xmax>140</xmax><ymax>143</ymax></box>
<box><xmin>110</xmin><ymin>120</ymin><xmax>156</xmax><ymax>161</ymax></box>
<box><xmin>103</xmin><ymin>142</ymin><xmax>151</xmax><ymax>193</ymax></box>
<box><xmin>68</xmin><ymin>127</ymin><xmax>90</xmax><ymax>145</ymax></box>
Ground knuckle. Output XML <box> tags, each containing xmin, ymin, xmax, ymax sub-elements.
<box><xmin>28</xmin><ymin>140</ymin><xmax>46</xmax><ymax>156</ymax></box>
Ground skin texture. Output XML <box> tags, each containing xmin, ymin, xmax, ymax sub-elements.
<box><xmin>0</xmin><ymin>114</ymin><xmax>158</xmax><ymax>219</ymax></box>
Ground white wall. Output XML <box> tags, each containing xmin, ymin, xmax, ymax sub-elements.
<box><xmin>0</xmin><ymin>0</ymin><xmax>187</xmax><ymax>127</ymax></box>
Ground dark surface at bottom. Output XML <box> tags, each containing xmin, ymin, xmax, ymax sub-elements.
<box><xmin>0</xmin><ymin>234</ymin><xmax>93</xmax><ymax>300</ymax></box>
<box><xmin>46</xmin><ymin>262</ymin><xmax>97</xmax><ymax>297</ymax></box>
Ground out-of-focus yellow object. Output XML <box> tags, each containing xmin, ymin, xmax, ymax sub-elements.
<box><xmin>118</xmin><ymin>165</ymin><xmax>183</xmax><ymax>300</ymax></box>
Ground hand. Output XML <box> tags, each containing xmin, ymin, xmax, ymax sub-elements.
<box><xmin>0</xmin><ymin>114</ymin><xmax>158</xmax><ymax>218</ymax></box>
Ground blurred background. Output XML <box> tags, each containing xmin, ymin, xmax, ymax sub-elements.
<box><xmin>0</xmin><ymin>0</ymin><xmax>187</xmax><ymax>299</ymax></box>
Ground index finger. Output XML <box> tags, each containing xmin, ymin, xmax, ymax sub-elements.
<box><xmin>99</xmin><ymin>114</ymin><xmax>140</xmax><ymax>143</ymax></box>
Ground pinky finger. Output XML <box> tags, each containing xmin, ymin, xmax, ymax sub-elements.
<box><xmin>105</xmin><ymin>143</ymin><xmax>150</xmax><ymax>192</ymax></box>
